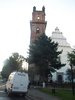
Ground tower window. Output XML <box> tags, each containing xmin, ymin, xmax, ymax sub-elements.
<box><xmin>37</xmin><ymin>16</ymin><xmax>40</xmax><ymax>20</ymax></box>
<box><xmin>36</xmin><ymin>28</ymin><xmax>40</xmax><ymax>33</ymax></box>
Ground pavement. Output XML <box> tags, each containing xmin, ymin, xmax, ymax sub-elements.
<box><xmin>28</xmin><ymin>88</ymin><xmax>60</xmax><ymax>100</ymax></box>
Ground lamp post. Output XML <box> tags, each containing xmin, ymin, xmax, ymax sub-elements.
<box><xmin>70</xmin><ymin>63</ymin><xmax>74</xmax><ymax>96</ymax></box>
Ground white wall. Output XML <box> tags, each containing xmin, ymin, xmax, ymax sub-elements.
<box><xmin>51</xmin><ymin>27</ymin><xmax>73</xmax><ymax>82</ymax></box>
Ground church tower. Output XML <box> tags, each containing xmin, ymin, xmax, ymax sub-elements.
<box><xmin>30</xmin><ymin>6</ymin><xmax>47</xmax><ymax>43</ymax></box>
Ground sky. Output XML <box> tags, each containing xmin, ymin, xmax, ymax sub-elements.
<box><xmin>0</xmin><ymin>0</ymin><xmax>75</xmax><ymax>71</ymax></box>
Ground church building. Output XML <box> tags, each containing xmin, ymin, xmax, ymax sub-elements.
<box><xmin>51</xmin><ymin>27</ymin><xmax>72</xmax><ymax>82</ymax></box>
<box><xmin>30</xmin><ymin>6</ymin><xmax>72</xmax><ymax>82</ymax></box>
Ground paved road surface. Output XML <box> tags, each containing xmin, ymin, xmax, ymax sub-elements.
<box><xmin>0</xmin><ymin>90</ymin><xmax>27</xmax><ymax>100</ymax></box>
<box><xmin>28</xmin><ymin>88</ymin><xmax>60</xmax><ymax>100</ymax></box>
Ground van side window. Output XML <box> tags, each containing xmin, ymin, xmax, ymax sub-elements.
<box><xmin>18</xmin><ymin>73</ymin><xmax>25</xmax><ymax>76</ymax></box>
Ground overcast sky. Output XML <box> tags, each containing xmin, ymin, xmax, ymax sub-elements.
<box><xmin>0</xmin><ymin>0</ymin><xmax>75</xmax><ymax>71</ymax></box>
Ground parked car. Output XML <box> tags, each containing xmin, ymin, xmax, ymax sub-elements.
<box><xmin>5</xmin><ymin>71</ymin><xmax>29</xmax><ymax>96</ymax></box>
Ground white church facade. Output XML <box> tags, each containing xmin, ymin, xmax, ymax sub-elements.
<box><xmin>51</xmin><ymin>27</ymin><xmax>72</xmax><ymax>82</ymax></box>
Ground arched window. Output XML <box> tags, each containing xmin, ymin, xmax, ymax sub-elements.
<box><xmin>36</xmin><ymin>27</ymin><xmax>40</xmax><ymax>33</ymax></box>
<box><xmin>37</xmin><ymin>16</ymin><xmax>40</xmax><ymax>20</ymax></box>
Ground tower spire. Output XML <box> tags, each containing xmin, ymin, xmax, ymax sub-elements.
<box><xmin>33</xmin><ymin>6</ymin><xmax>36</xmax><ymax>12</ymax></box>
<box><xmin>42</xmin><ymin>6</ymin><xmax>45</xmax><ymax>12</ymax></box>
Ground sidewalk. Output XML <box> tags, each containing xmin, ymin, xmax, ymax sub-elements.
<box><xmin>28</xmin><ymin>88</ymin><xmax>60</xmax><ymax>100</ymax></box>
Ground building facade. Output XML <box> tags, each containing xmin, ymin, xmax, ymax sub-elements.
<box><xmin>51</xmin><ymin>27</ymin><xmax>72</xmax><ymax>82</ymax></box>
<box><xmin>30</xmin><ymin>7</ymin><xmax>72</xmax><ymax>82</ymax></box>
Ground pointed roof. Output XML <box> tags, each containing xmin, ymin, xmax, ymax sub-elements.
<box><xmin>51</xmin><ymin>27</ymin><xmax>70</xmax><ymax>47</ymax></box>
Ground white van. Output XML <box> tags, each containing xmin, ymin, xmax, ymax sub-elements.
<box><xmin>5</xmin><ymin>71</ymin><xmax>29</xmax><ymax>96</ymax></box>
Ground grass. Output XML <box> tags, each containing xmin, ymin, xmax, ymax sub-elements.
<box><xmin>39</xmin><ymin>87</ymin><xmax>75</xmax><ymax>100</ymax></box>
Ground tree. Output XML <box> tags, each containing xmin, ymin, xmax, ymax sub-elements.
<box><xmin>68</xmin><ymin>50</ymin><xmax>75</xmax><ymax>95</ymax></box>
<box><xmin>28</xmin><ymin>33</ymin><xmax>65</xmax><ymax>82</ymax></box>
<box><xmin>66</xmin><ymin>68</ymin><xmax>75</xmax><ymax>82</ymax></box>
<box><xmin>1</xmin><ymin>52</ymin><xmax>26</xmax><ymax>79</ymax></box>
<box><xmin>68</xmin><ymin>50</ymin><xmax>75</xmax><ymax>66</ymax></box>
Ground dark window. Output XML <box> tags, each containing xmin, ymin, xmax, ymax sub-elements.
<box><xmin>57</xmin><ymin>75</ymin><xmax>63</xmax><ymax>84</ymax></box>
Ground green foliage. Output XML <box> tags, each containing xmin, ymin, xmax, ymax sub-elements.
<box><xmin>68</xmin><ymin>50</ymin><xmax>75</xmax><ymax>66</ymax></box>
<box><xmin>1</xmin><ymin>52</ymin><xmax>26</xmax><ymax>79</ymax></box>
<box><xmin>67</xmin><ymin>50</ymin><xmax>75</xmax><ymax>82</ymax></box>
<box><xmin>0</xmin><ymin>72</ymin><xmax>2</xmax><ymax>79</ymax></box>
<box><xmin>39</xmin><ymin>88</ymin><xmax>75</xmax><ymax>100</ymax></box>
<box><xmin>66</xmin><ymin>69</ymin><xmax>72</xmax><ymax>82</ymax></box>
<box><xmin>66</xmin><ymin>68</ymin><xmax>75</xmax><ymax>82</ymax></box>
<box><xmin>28</xmin><ymin>34</ymin><xmax>65</xmax><ymax>81</ymax></box>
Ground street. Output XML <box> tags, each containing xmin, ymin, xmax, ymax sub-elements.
<box><xmin>0</xmin><ymin>83</ymin><xmax>30</xmax><ymax>100</ymax></box>
<box><xmin>0</xmin><ymin>90</ymin><xmax>29</xmax><ymax>100</ymax></box>
<box><xmin>0</xmin><ymin>82</ymin><xmax>60</xmax><ymax>100</ymax></box>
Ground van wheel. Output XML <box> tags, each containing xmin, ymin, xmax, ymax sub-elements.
<box><xmin>22</xmin><ymin>93</ymin><xmax>26</xmax><ymax>97</ymax></box>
